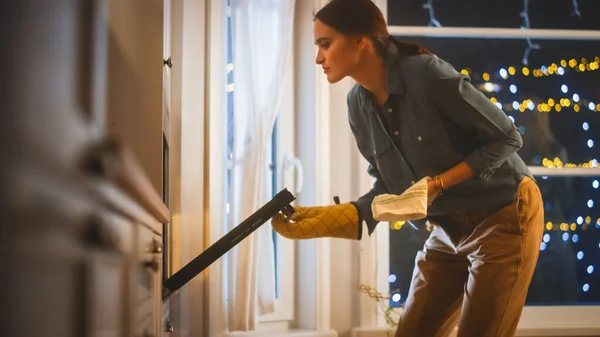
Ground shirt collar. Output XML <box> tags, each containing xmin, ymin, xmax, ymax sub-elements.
<box><xmin>358</xmin><ymin>39</ymin><xmax>404</xmax><ymax>110</ymax></box>
<box><xmin>384</xmin><ymin>39</ymin><xmax>404</xmax><ymax>96</ymax></box>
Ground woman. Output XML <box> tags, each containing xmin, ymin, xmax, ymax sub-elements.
<box><xmin>271</xmin><ymin>0</ymin><xmax>544</xmax><ymax>336</ymax></box>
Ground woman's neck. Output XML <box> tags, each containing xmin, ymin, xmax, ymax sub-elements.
<box><xmin>352</xmin><ymin>50</ymin><xmax>388</xmax><ymax>106</ymax></box>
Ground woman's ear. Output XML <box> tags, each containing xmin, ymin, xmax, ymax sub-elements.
<box><xmin>356</xmin><ymin>35</ymin><xmax>368</xmax><ymax>51</ymax></box>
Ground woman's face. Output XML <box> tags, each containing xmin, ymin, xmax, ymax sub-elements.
<box><xmin>314</xmin><ymin>19</ymin><xmax>363</xmax><ymax>83</ymax></box>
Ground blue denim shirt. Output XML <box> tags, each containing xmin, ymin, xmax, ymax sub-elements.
<box><xmin>349</xmin><ymin>39</ymin><xmax>532</xmax><ymax>235</ymax></box>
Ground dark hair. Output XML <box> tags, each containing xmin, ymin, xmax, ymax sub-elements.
<box><xmin>314</xmin><ymin>0</ymin><xmax>431</xmax><ymax>57</ymax></box>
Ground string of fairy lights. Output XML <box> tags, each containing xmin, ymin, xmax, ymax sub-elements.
<box><xmin>542</xmin><ymin>157</ymin><xmax>598</xmax><ymax>169</ymax></box>
<box><xmin>459</xmin><ymin>56</ymin><xmax>600</xmax><ymax>114</ymax></box>
<box><xmin>463</xmin><ymin>56</ymin><xmax>600</xmax><ymax>82</ymax></box>
<box><xmin>390</xmin><ymin>217</ymin><xmax>600</xmax><ymax>232</ymax></box>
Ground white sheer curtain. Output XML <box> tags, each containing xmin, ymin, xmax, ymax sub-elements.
<box><xmin>228</xmin><ymin>0</ymin><xmax>296</xmax><ymax>331</ymax></box>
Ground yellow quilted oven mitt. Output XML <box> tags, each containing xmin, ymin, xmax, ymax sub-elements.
<box><xmin>271</xmin><ymin>203</ymin><xmax>360</xmax><ymax>240</ymax></box>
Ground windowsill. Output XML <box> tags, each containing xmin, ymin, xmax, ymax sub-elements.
<box><xmin>227</xmin><ymin>329</ymin><xmax>338</xmax><ymax>337</ymax></box>
<box><xmin>352</xmin><ymin>326</ymin><xmax>600</xmax><ymax>337</ymax></box>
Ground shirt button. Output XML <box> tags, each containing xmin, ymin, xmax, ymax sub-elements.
<box><xmin>388</xmin><ymin>108</ymin><xmax>393</xmax><ymax>113</ymax></box>
<box><xmin>394</xmin><ymin>131</ymin><xmax>399</xmax><ymax>136</ymax></box>
<box><xmin>417</xmin><ymin>136</ymin><xmax>423</xmax><ymax>141</ymax></box>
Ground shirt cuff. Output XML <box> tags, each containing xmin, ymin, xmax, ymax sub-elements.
<box><xmin>464</xmin><ymin>152</ymin><xmax>497</xmax><ymax>181</ymax></box>
<box><xmin>351</xmin><ymin>199</ymin><xmax>379</xmax><ymax>237</ymax></box>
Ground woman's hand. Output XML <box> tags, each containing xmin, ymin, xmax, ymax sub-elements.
<box><xmin>426</xmin><ymin>163</ymin><xmax>474</xmax><ymax>205</ymax></box>
<box><xmin>426</xmin><ymin>176</ymin><xmax>441</xmax><ymax>205</ymax></box>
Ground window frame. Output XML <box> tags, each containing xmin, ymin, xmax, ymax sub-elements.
<box><xmin>361</xmin><ymin>1</ymin><xmax>600</xmax><ymax>334</ymax></box>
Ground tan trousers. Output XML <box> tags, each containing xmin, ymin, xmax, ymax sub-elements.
<box><xmin>395</xmin><ymin>177</ymin><xmax>544</xmax><ymax>337</ymax></box>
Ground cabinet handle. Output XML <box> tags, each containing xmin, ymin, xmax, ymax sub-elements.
<box><xmin>143</xmin><ymin>257</ymin><xmax>160</xmax><ymax>273</ymax></box>
<box><xmin>80</xmin><ymin>138</ymin><xmax>120</xmax><ymax>179</ymax></box>
<box><xmin>83</xmin><ymin>215</ymin><xmax>119</xmax><ymax>250</ymax></box>
<box><xmin>150</xmin><ymin>238</ymin><xmax>162</xmax><ymax>254</ymax></box>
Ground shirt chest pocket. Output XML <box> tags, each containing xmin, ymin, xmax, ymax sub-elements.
<box><xmin>372</xmin><ymin>135</ymin><xmax>394</xmax><ymax>168</ymax></box>
<box><xmin>371</xmin><ymin>135</ymin><xmax>400</xmax><ymax>184</ymax></box>
<box><xmin>370</xmin><ymin>134</ymin><xmax>416</xmax><ymax>194</ymax></box>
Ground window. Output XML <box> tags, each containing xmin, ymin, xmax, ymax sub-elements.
<box><xmin>372</xmin><ymin>0</ymin><xmax>600</xmax><ymax>332</ymax></box>
<box><xmin>224</xmin><ymin>0</ymin><xmax>296</xmax><ymax>325</ymax></box>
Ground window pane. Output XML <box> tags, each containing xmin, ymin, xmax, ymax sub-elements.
<box><xmin>387</xmin><ymin>37</ymin><xmax>600</xmax><ymax>307</ymax></box>
<box><xmin>387</xmin><ymin>0</ymin><xmax>600</xmax><ymax>30</ymax></box>
<box><xmin>528</xmin><ymin>177</ymin><xmax>599</xmax><ymax>305</ymax></box>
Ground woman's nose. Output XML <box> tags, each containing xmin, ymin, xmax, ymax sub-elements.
<box><xmin>315</xmin><ymin>52</ymin><xmax>324</xmax><ymax>64</ymax></box>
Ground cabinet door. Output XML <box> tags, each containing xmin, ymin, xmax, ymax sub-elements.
<box><xmin>4</xmin><ymin>0</ymin><xmax>103</xmax><ymax>169</ymax></box>
<box><xmin>85</xmin><ymin>254</ymin><xmax>129</xmax><ymax>337</ymax></box>
<box><xmin>7</xmin><ymin>212</ymin><xmax>131</xmax><ymax>337</ymax></box>
<box><xmin>9</xmin><ymin>244</ymin><xmax>88</xmax><ymax>337</ymax></box>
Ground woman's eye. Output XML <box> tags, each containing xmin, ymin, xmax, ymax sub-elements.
<box><xmin>322</xmin><ymin>43</ymin><xmax>330</xmax><ymax>50</ymax></box>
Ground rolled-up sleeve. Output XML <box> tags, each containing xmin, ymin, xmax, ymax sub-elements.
<box><xmin>426</xmin><ymin>57</ymin><xmax>523</xmax><ymax>181</ymax></box>
<box><xmin>347</xmin><ymin>93</ymin><xmax>388</xmax><ymax>236</ymax></box>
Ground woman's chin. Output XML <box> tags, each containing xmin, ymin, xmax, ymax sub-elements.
<box><xmin>325</xmin><ymin>73</ymin><xmax>343</xmax><ymax>83</ymax></box>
